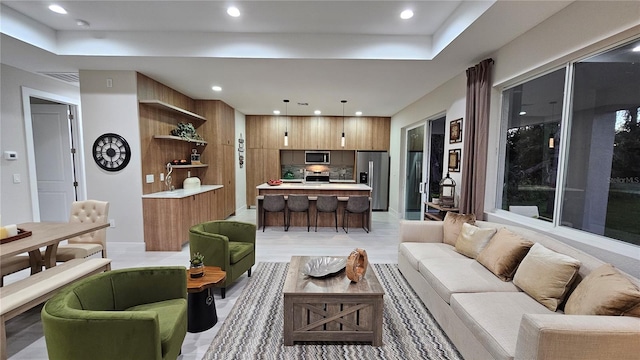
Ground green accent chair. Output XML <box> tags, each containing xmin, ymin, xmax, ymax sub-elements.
<box><xmin>41</xmin><ymin>267</ymin><xmax>187</xmax><ymax>360</ymax></box>
<box><xmin>189</xmin><ymin>220</ymin><xmax>256</xmax><ymax>299</ymax></box>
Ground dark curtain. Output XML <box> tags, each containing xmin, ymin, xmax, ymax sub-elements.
<box><xmin>460</xmin><ymin>58</ymin><xmax>494</xmax><ymax>220</ymax></box>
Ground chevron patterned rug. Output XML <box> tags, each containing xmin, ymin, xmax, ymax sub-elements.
<box><xmin>203</xmin><ymin>262</ymin><xmax>462</xmax><ymax>360</ymax></box>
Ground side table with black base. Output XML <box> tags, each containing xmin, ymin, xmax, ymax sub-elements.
<box><xmin>186</xmin><ymin>266</ymin><xmax>226</xmax><ymax>333</ymax></box>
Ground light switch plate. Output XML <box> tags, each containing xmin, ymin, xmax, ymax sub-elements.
<box><xmin>146</xmin><ymin>174</ymin><xmax>154</xmax><ymax>183</ymax></box>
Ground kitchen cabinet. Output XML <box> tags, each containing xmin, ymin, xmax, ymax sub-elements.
<box><xmin>330</xmin><ymin>116</ymin><xmax>358</xmax><ymax>150</ymax></box>
<box><xmin>356</xmin><ymin>117</ymin><xmax>390</xmax><ymax>151</ymax></box>
<box><xmin>142</xmin><ymin>187</ymin><xmax>221</xmax><ymax>251</ymax></box>
<box><xmin>245</xmin><ymin>148</ymin><xmax>280</xmax><ymax>207</ymax></box>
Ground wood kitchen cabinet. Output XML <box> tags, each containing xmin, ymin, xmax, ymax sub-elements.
<box><xmin>142</xmin><ymin>188</ymin><xmax>220</xmax><ymax>251</ymax></box>
<box><xmin>245</xmin><ymin>148</ymin><xmax>280</xmax><ymax>207</ymax></box>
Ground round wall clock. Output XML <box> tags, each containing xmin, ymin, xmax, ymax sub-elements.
<box><xmin>92</xmin><ymin>133</ymin><xmax>131</xmax><ymax>172</ymax></box>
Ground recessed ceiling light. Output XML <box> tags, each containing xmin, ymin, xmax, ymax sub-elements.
<box><xmin>227</xmin><ymin>6</ymin><xmax>240</xmax><ymax>17</ymax></box>
<box><xmin>76</xmin><ymin>19</ymin><xmax>90</xmax><ymax>27</ymax></box>
<box><xmin>519</xmin><ymin>111</ymin><xmax>527</xmax><ymax>116</ymax></box>
<box><xmin>314</xmin><ymin>110</ymin><xmax>321</xmax><ymax>115</ymax></box>
<box><xmin>211</xmin><ymin>86</ymin><xmax>222</xmax><ymax>92</ymax></box>
<box><xmin>400</xmin><ymin>9</ymin><xmax>413</xmax><ymax>20</ymax></box>
<box><xmin>355</xmin><ymin>111</ymin><xmax>363</xmax><ymax>116</ymax></box>
<box><xmin>49</xmin><ymin>4</ymin><xmax>67</xmax><ymax>14</ymax></box>
<box><xmin>633</xmin><ymin>45</ymin><xmax>640</xmax><ymax>52</ymax></box>
<box><xmin>273</xmin><ymin>110</ymin><xmax>281</xmax><ymax>115</ymax></box>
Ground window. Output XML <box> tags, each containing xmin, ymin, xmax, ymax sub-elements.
<box><xmin>562</xmin><ymin>42</ymin><xmax>640</xmax><ymax>245</ymax></box>
<box><xmin>500</xmin><ymin>39</ymin><xmax>640</xmax><ymax>246</ymax></box>
<box><xmin>501</xmin><ymin>69</ymin><xmax>565</xmax><ymax>221</ymax></box>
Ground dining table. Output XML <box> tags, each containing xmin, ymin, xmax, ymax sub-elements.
<box><xmin>0</xmin><ymin>222</ymin><xmax>110</xmax><ymax>273</ymax></box>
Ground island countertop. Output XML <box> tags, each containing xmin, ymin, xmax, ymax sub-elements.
<box><xmin>256</xmin><ymin>183</ymin><xmax>371</xmax><ymax>191</ymax></box>
<box><xmin>142</xmin><ymin>185</ymin><xmax>223</xmax><ymax>199</ymax></box>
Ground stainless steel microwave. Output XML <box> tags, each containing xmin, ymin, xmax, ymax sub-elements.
<box><xmin>305</xmin><ymin>151</ymin><xmax>330</xmax><ymax>164</ymax></box>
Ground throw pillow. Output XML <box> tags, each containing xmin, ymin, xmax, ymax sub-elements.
<box><xmin>476</xmin><ymin>228</ymin><xmax>534</xmax><ymax>281</ymax></box>
<box><xmin>513</xmin><ymin>243</ymin><xmax>581</xmax><ymax>311</ymax></box>
<box><xmin>565</xmin><ymin>264</ymin><xmax>640</xmax><ymax>317</ymax></box>
<box><xmin>454</xmin><ymin>223</ymin><xmax>497</xmax><ymax>259</ymax></box>
<box><xmin>442</xmin><ymin>212</ymin><xmax>476</xmax><ymax>246</ymax></box>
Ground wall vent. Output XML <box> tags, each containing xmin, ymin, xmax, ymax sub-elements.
<box><xmin>39</xmin><ymin>72</ymin><xmax>80</xmax><ymax>83</ymax></box>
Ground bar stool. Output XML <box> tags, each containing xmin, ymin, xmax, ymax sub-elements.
<box><xmin>286</xmin><ymin>195</ymin><xmax>310</xmax><ymax>232</ymax></box>
<box><xmin>262</xmin><ymin>195</ymin><xmax>286</xmax><ymax>232</ymax></box>
<box><xmin>343</xmin><ymin>196</ymin><xmax>370</xmax><ymax>233</ymax></box>
<box><xmin>315</xmin><ymin>195</ymin><xmax>338</xmax><ymax>232</ymax></box>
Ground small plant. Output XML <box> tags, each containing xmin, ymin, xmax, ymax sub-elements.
<box><xmin>190</xmin><ymin>252</ymin><xmax>205</xmax><ymax>267</ymax></box>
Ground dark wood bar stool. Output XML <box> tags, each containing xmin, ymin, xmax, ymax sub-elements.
<box><xmin>343</xmin><ymin>196</ymin><xmax>370</xmax><ymax>233</ymax></box>
<box><xmin>315</xmin><ymin>195</ymin><xmax>338</xmax><ymax>232</ymax></box>
<box><xmin>262</xmin><ymin>195</ymin><xmax>286</xmax><ymax>232</ymax></box>
<box><xmin>287</xmin><ymin>195</ymin><xmax>310</xmax><ymax>232</ymax></box>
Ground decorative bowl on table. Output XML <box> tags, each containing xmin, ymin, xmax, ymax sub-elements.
<box><xmin>302</xmin><ymin>257</ymin><xmax>347</xmax><ymax>278</ymax></box>
<box><xmin>267</xmin><ymin>179</ymin><xmax>283</xmax><ymax>186</ymax></box>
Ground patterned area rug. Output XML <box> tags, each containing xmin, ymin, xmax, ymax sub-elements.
<box><xmin>203</xmin><ymin>262</ymin><xmax>462</xmax><ymax>360</ymax></box>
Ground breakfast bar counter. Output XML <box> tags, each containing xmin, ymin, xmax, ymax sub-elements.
<box><xmin>256</xmin><ymin>183</ymin><xmax>372</xmax><ymax>230</ymax></box>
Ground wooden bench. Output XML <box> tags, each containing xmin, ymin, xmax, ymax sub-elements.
<box><xmin>0</xmin><ymin>257</ymin><xmax>112</xmax><ymax>360</ymax></box>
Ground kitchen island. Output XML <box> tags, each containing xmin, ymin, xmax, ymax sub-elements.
<box><xmin>256</xmin><ymin>183</ymin><xmax>372</xmax><ymax>231</ymax></box>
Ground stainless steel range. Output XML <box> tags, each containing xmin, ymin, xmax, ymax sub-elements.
<box><xmin>305</xmin><ymin>171</ymin><xmax>330</xmax><ymax>183</ymax></box>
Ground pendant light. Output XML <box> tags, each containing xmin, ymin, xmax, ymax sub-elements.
<box><xmin>341</xmin><ymin>100</ymin><xmax>347</xmax><ymax>148</ymax></box>
<box><xmin>283</xmin><ymin>99</ymin><xmax>289</xmax><ymax>147</ymax></box>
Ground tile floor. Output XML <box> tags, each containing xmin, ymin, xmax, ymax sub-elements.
<box><xmin>5</xmin><ymin>209</ymin><xmax>401</xmax><ymax>359</ymax></box>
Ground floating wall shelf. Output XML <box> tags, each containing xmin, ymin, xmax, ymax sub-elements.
<box><xmin>153</xmin><ymin>135</ymin><xmax>208</xmax><ymax>145</ymax></box>
<box><xmin>139</xmin><ymin>99</ymin><xmax>207</xmax><ymax>122</ymax></box>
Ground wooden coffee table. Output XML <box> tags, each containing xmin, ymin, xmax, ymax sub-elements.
<box><xmin>283</xmin><ymin>256</ymin><xmax>385</xmax><ymax>346</ymax></box>
<box><xmin>186</xmin><ymin>266</ymin><xmax>226</xmax><ymax>333</ymax></box>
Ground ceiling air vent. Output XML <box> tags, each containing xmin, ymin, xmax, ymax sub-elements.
<box><xmin>39</xmin><ymin>72</ymin><xmax>80</xmax><ymax>83</ymax></box>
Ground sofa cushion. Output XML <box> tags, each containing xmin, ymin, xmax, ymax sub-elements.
<box><xmin>229</xmin><ymin>242</ymin><xmax>254</xmax><ymax>264</ymax></box>
<box><xmin>418</xmin><ymin>258</ymin><xmax>520</xmax><ymax>304</ymax></box>
<box><xmin>399</xmin><ymin>243</ymin><xmax>468</xmax><ymax>270</ymax></box>
<box><xmin>451</xmin><ymin>292</ymin><xmax>555</xmax><ymax>360</ymax></box>
<box><xmin>513</xmin><ymin>243</ymin><xmax>581</xmax><ymax>311</ymax></box>
<box><xmin>565</xmin><ymin>264</ymin><xmax>640</xmax><ymax>317</ymax></box>
<box><xmin>127</xmin><ymin>298</ymin><xmax>188</xmax><ymax>357</ymax></box>
<box><xmin>476</xmin><ymin>228</ymin><xmax>534</xmax><ymax>281</ymax></box>
<box><xmin>443</xmin><ymin>212</ymin><xmax>476</xmax><ymax>246</ymax></box>
<box><xmin>455</xmin><ymin>223</ymin><xmax>497</xmax><ymax>259</ymax></box>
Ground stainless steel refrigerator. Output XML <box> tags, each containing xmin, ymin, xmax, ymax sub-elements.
<box><xmin>357</xmin><ymin>151</ymin><xmax>390</xmax><ymax>211</ymax></box>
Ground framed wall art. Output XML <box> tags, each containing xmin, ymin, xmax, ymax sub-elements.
<box><xmin>449</xmin><ymin>118</ymin><xmax>462</xmax><ymax>144</ymax></box>
<box><xmin>448</xmin><ymin>149</ymin><xmax>461</xmax><ymax>172</ymax></box>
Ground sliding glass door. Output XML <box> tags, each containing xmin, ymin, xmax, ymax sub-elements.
<box><xmin>404</xmin><ymin>117</ymin><xmax>445</xmax><ymax>220</ymax></box>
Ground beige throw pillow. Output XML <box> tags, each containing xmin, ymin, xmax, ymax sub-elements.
<box><xmin>442</xmin><ymin>212</ymin><xmax>476</xmax><ymax>246</ymax></box>
<box><xmin>454</xmin><ymin>223</ymin><xmax>497</xmax><ymax>259</ymax></box>
<box><xmin>513</xmin><ymin>243</ymin><xmax>581</xmax><ymax>311</ymax></box>
<box><xmin>476</xmin><ymin>228</ymin><xmax>534</xmax><ymax>281</ymax></box>
<box><xmin>565</xmin><ymin>264</ymin><xmax>640</xmax><ymax>317</ymax></box>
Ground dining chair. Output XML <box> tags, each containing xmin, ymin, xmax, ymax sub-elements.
<box><xmin>50</xmin><ymin>200</ymin><xmax>110</xmax><ymax>263</ymax></box>
<box><xmin>286</xmin><ymin>195</ymin><xmax>310</xmax><ymax>232</ymax></box>
<box><xmin>315</xmin><ymin>195</ymin><xmax>338</xmax><ymax>232</ymax></box>
<box><xmin>343</xmin><ymin>196</ymin><xmax>370</xmax><ymax>233</ymax></box>
<box><xmin>262</xmin><ymin>195</ymin><xmax>286</xmax><ymax>232</ymax></box>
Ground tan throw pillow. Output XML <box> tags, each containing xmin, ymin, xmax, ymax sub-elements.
<box><xmin>442</xmin><ymin>212</ymin><xmax>476</xmax><ymax>246</ymax></box>
<box><xmin>565</xmin><ymin>264</ymin><xmax>640</xmax><ymax>317</ymax></box>
<box><xmin>513</xmin><ymin>243</ymin><xmax>581</xmax><ymax>311</ymax></box>
<box><xmin>476</xmin><ymin>228</ymin><xmax>534</xmax><ymax>281</ymax></box>
<box><xmin>454</xmin><ymin>223</ymin><xmax>497</xmax><ymax>259</ymax></box>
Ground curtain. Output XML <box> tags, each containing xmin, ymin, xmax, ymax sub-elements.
<box><xmin>460</xmin><ymin>58</ymin><xmax>494</xmax><ymax>220</ymax></box>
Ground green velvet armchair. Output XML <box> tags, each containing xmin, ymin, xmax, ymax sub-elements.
<box><xmin>189</xmin><ymin>220</ymin><xmax>256</xmax><ymax>298</ymax></box>
<box><xmin>41</xmin><ymin>267</ymin><xmax>187</xmax><ymax>360</ymax></box>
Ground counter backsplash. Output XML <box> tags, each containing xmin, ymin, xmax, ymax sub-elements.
<box><xmin>282</xmin><ymin>165</ymin><xmax>354</xmax><ymax>181</ymax></box>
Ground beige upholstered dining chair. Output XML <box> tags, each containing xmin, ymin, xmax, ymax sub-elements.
<box><xmin>51</xmin><ymin>200</ymin><xmax>110</xmax><ymax>262</ymax></box>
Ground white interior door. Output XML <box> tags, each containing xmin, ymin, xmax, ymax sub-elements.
<box><xmin>31</xmin><ymin>104</ymin><xmax>75</xmax><ymax>222</ymax></box>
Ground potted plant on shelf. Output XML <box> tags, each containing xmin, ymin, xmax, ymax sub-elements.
<box><xmin>189</xmin><ymin>252</ymin><xmax>205</xmax><ymax>278</ymax></box>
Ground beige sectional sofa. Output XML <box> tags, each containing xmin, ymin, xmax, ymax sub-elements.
<box><xmin>398</xmin><ymin>218</ymin><xmax>640</xmax><ymax>360</ymax></box>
